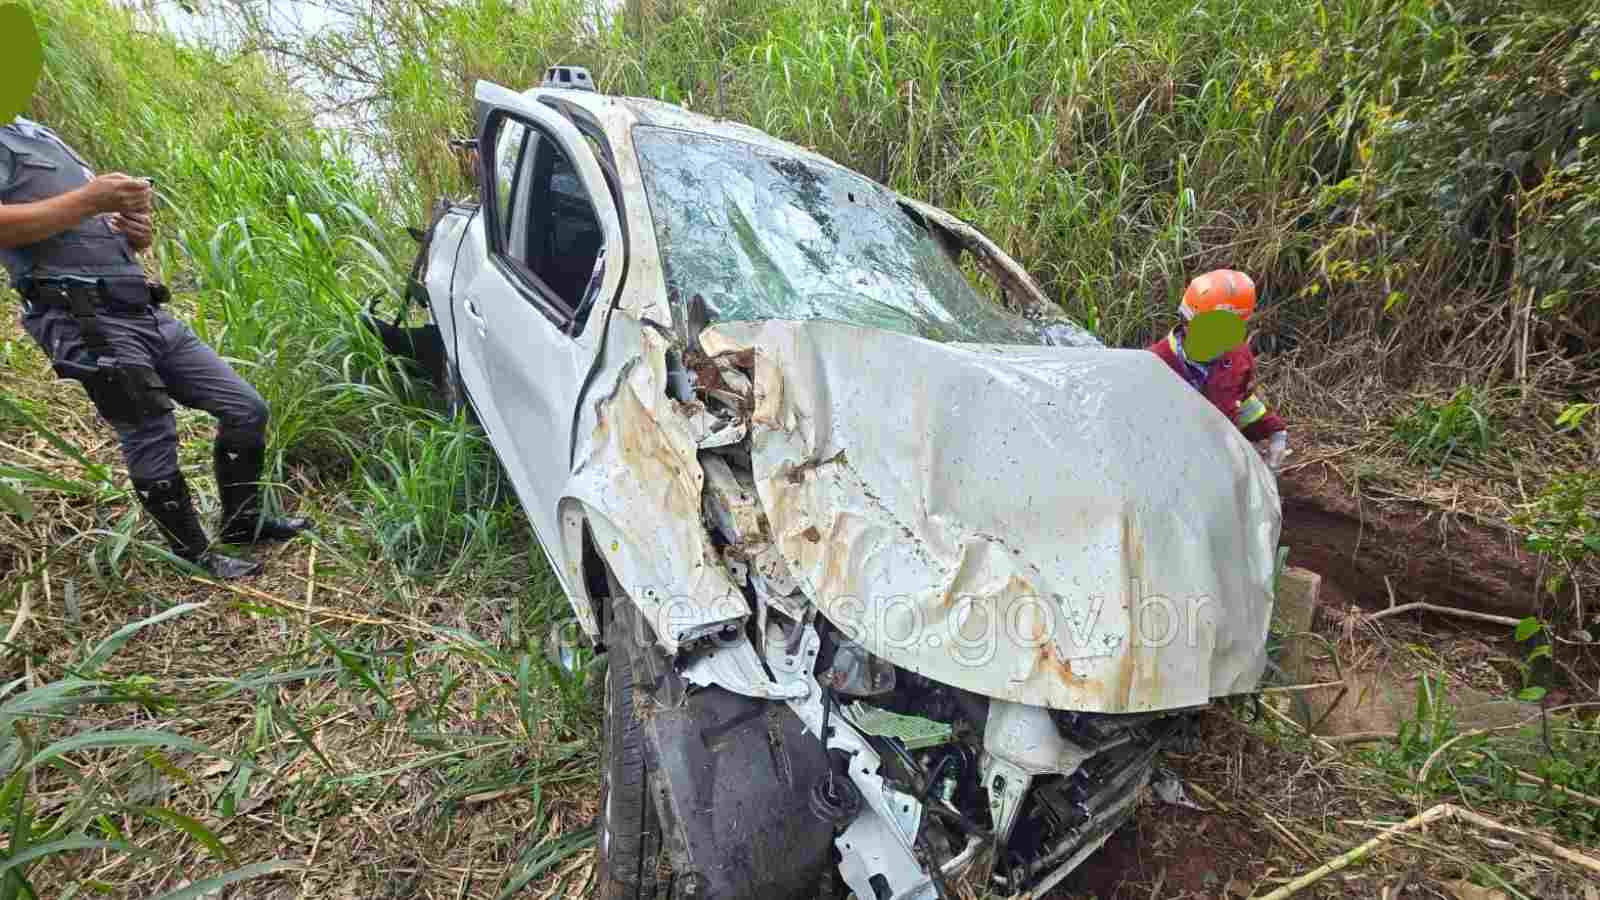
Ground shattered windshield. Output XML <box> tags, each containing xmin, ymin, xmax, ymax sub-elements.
<box><xmin>633</xmin><ymin>126</ymin><xmax>1076</xmax><ymax>345</ymax></box>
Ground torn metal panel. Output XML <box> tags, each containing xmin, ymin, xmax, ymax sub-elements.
<box><xmin>566</xmin><ymin>318</ymin><xmax>750</xmax><ymax>651</ymax></box>
<box><xmin>700</xmin><ymin>319</ymin><xmax>1280</xmax><ymax>714</ymax></box>
<box><xmin>701</xmin><ymin>454</ymin><xmax>764</xmax><ymax>544</ymax></box>
<box><xmin>900</xmin><ymin>197</ymin><xmax>1060</xmax><ymax>324</ymax></box>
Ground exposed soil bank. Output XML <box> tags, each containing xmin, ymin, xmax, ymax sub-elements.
<box><xmin>1278</xmin><ymin>461</ymin><xmax>1542</xmax><ymax>618</ymax></box>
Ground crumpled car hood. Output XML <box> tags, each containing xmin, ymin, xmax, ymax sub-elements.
<box><xmin>700</xmin><ymin>319</ymin><xmax>1281</xmax><ymax>714</ymax></box>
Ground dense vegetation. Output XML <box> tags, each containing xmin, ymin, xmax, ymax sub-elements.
<box><xmin>0</xmin><ymin>0</ymin><xmax>1595</xmax><ymax>895</ymax></box>
<box><xmin>1</xmin><ymin>1</ymin><xmax>585</xmax><ymax>895</ymax></box>
<box><xmin>294</xmin><ymin>0</ymin><xmax>1600</xmax><ymax>613</ymax></box>
<box><xmin>304</xmin><ymin>0</ymin><xmax>1600</xmax><ymax>354</ymax></box>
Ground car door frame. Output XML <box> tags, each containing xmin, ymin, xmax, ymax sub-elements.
<box><xmin>461</xmin><ymin>81</ymin><xmax>628</xmax><ymax>581</ymax></box>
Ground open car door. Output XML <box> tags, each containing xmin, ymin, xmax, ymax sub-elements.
<box><xmin>451</xmin><ymin>80</ymin><xmax>626</xmax><ymax>580</ymax></box>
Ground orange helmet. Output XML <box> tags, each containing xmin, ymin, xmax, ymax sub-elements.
<box><xmin>1180</xmin><ymin>269</ymin><xmax>1256</xmax><ymax>321</ymax></box>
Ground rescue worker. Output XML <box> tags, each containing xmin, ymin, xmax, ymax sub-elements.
<box><xmin>1149</xmin><ymin>269</ymin><xmax>1290</xmax><ymax>472</ymax></box>
<box><xmin>1</xmin><ymin>116</ymin><xmax>310</xmax><ymax>578</ymax></box>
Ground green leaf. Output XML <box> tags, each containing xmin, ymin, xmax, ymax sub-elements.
<box><xmin>147</xmin><ymin>860</ymin><xmax>300</xmax><ymax>900</ymax></box>
<box><xmin>1555</xmin><ymin>403</ymin><xmax>1597</xmax><ymax>431</ymax></box>
<box><xmin>1517</xmin><ymin>686</ymin><xmax>1547</xmax><ymax>702</ymax></box>
<box><xmin>516</xmin><ymin>653</ymin><xmax>534</xmax><ymax>740</ymax></box>
<box><xmin>1583</xmin><ymin>533</ymin><xmax>1600</xmax><ymax>554</ymax></box>
<box><xmin>79</xmin><ymin>604</ymin><xmax>206</xmax><ymax>678</ymax></box>
<box><xmin>0</xmin><ymin>838</ymin><xmax>134</xmax><ymax>876</ymax></box>
<box><xmin>24</xmin><ymin>730</ymin><xmax>227</xmax><ymax>773</ymax></box>
<box><xmin>1515</xmin><ymin>617</ymin><xmax>1543</xmax><ymax>641</ymax></box>
<box><xmin>1526</xmin><ymin>643</ymin><xmax>1552</xmax><ymax>662</ymax></box>
<box><xmin>0</xmin><ymin>484</ymin><xmax>33</xmax><ymax>523</ymax></box>
<box><xmin>134</xmin><ymin>807</ymin><xmax>234</xmax><ymax>864</ymax></box>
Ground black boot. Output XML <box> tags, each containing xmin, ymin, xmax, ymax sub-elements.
<box><xmin>215</xmin><ymin>441</ymin><xmax>312</xmax><ymax>544</ymax></box>
<box><xmin>133</xmin><ymin>474</ymin><xmax>261</xmax><ymax>579</ymax></box>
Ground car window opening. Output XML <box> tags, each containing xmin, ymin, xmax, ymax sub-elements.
<box><xmin>490</xmin><ymin>115</ymin><xmax>607</xmax><ymax>329</ymax></box>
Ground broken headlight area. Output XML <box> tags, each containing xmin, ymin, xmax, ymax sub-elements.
<box><xmin>628</xmin><ymin>344</ymin><xmax>1190</xmax><ymax>898</ymax></box>
<box><xmin>811</xmin><ymin>653</ymin><xmax>1182</xmax><ymax>898</ymax></box>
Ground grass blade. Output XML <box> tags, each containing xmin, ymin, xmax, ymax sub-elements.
<box><xmin>24</xmin><ymin>731</ymin><xmax>230</xmax><ymax>773</ymax></box>
<box><xmin>134</xmin><ymin>807</ymin><xmax>235</xmax><ymax>864</ymax></box>
<box><xmin>78</xmin><ymin>604</ymin><xmax>206</xmax><ymax>678</ymax></box>
<box><xmin>0</xmin><ymin>838</ymin><xmax>135</xmax><ymax>876</ymax></box>
<box><xmin>147</xmin><ymin>860</ymin><xmax>301</xmax><ymax>900</ymax></box>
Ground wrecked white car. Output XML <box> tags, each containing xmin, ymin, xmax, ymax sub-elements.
<box><xmin>399</xmin><ymin>67</ymin><xmax>1281</xmax><ymax>899</ymax></box>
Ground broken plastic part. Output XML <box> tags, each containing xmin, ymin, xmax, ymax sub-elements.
<box><xmin>983</xmin><ymin>760</ymin><xmax>1032</xmax><ymax>848</ymax></box>
<box><xmin>680</xmin><ymin>634</ymin><xmax>808</xmax><ymax>700</ymax></box>
<box><xmin>984</xmin><ymin>701</ymin><xmax>1094</xmax><ymax>777</ymax></box>
<box><xmin>842</xmin><ymin>702</ymin><xmax>952</xmax><ymax>750</ymax></box>
<box><xmin>772</xmin><ymin>624</ymin><xmax>938</xmax><ymax>900</ymax></box>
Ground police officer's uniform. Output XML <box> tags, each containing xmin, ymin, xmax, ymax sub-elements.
<box><xmin>3</xmin><ymin>117</ymin><xmax>307</xmax><ymax>577</ymax></box>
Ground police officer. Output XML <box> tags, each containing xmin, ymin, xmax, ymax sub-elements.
<box><xmin>1</xmin><ymin>116</ymin><xmax>309</xmax><ymax>578</ymax></box>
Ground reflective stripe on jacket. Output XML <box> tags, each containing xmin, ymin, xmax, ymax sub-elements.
<box><xmin>1149</xmin><ymin>330</ymin><xmax>1286</xmax><ymax>442</ymax></box>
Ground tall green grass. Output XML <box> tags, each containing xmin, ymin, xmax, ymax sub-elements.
<box><xmin>1</xmin><ymin>3</ymin><xmax>579</xmax><ymax>893</ymax></box>
<box><xmin>0</xmin><ymin>604</ymin><xmax>299</xmax><ymax>897</ymax></box>
<box><xmin>293</xmin><ymin>0</ymin><xmax>1597</xmax><ymax>365</ymax></box>
<box><xmin>17</xmin><ymin>0</ymin><xmax>518</xmax><ymax>556</ymax></box>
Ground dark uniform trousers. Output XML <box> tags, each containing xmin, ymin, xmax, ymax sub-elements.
<box><xmin>22</xmin><ymin>304</ymin><xmax>269</xmax><ymax>483</ymax></box>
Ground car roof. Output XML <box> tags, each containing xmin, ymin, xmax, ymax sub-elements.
<box><xmin>523</xmin><ymin>88</ymin><xmax>861</xmax><ymax>178</ymax></box>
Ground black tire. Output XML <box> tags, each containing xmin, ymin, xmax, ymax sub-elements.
<box><xmin>597</xmin><ymin>597</ymin><xmax>668</xmax><ymax>899</ymax></box>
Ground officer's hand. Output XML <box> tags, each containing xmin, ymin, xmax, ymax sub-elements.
<box><xmin>111</xmin><ymin>211</ymin><xmax>155</xmax><ymax>252</ymax></box>
<box><xmin>83</xmin><ymin>173</ymin><xmax>153</xmax><ymax>216</ymax></box>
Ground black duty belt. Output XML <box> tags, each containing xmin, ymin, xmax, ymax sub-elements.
<box><xmin>23</xmin><ymin>278</ymin><xmax>170</xmax><ymax>315</ymax></box>
<box><xmin>19</xmin><ymin>276</ymin><xmax>177</xmax><ymax>425</ymax></box>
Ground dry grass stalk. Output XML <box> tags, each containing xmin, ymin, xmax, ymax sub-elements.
<box><xmin>1366</xmin><ymin>603</ymin><xmax>1525</xmax><ymax>629</ymax></box>
<box><xmin>1256</xmin><ymin>803</ymin><xmax>1600</xmax><ymax>899</ymax></box>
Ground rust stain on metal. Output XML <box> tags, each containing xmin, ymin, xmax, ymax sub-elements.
<box><xmin>1036</xmin><ymin>642</ymin><xmax>1078</xmax><ymax>685</ymax></box>
<box><xmin>613</xmin><ymin>382</ymin><xmax>698</xmax><ymax>521</ymax></box>
<box><xmin>683</xmin><ymin>348</ymin><xmax>729</xmax><ymax>393</ymax></box>
<box><xmin>718</xmin><ymin>347</ymin><xmax>756</xmax><ymax>369</ymax></box>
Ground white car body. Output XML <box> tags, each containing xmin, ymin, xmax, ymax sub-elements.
<box><xmin>420</xmin><ymin>76</ymin><xmax>1281</xmax><ymax>900</ymax></box>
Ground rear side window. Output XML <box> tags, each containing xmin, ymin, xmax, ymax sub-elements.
<box><xmin>492</xmin><ymin>119</ymin><xmax>530</xmax><ymax>249</ymax></box>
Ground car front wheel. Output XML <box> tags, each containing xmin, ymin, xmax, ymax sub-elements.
<box><xmin>596</xmin><ymin>595</ymin><xmax>669</xmax><ymax>899</ymax></box>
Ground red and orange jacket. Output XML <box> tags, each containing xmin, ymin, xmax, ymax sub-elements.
<box><xmin>1148</xmin><ymin>331</ymin><xmax>1285</xmax><ymax>442</ymax></box>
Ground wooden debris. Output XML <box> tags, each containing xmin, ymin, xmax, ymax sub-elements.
<box><xmin>1366</xmin><ymin>601</ymin><xmax>1522</xmax><ymax>629</ymax></box>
